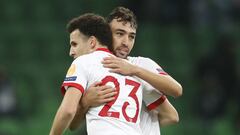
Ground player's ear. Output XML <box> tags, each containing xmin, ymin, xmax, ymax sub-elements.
<box><xmin>88</xmin><ymin>36</ymin><xmax>96</xmax><ymax>49</ymax></box>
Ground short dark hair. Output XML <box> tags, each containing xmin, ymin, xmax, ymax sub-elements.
<box><xmin>67</xmin><ymin>13</ymin><xmax>112</xmax><ymax>49</ymax></box>
<box><xmin>106</xmin><ymin>7</ymin><xmax>137</xmax><ymax>29</ymax></box>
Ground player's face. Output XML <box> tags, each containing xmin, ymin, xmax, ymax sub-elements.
<box><xmin>69</xmin><ymin>29</ymin><xmax>92</xmax><ymax>59</ymax></box>
<box><xmin>109</xmin><ymin>19</ymin><xmax>136</xmax><ymax>59</ymax></box>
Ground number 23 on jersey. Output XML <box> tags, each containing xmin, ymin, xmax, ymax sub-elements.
<box><xmin>98</xmin><ymin>76</ymin><xmax>141</xmax><ymax>123</ymax></box>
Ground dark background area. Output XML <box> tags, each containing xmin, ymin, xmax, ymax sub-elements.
<box><xmin>0</xmin><ymin>0</ymin><xmax>239</xmax><ymax>135</ymax></box>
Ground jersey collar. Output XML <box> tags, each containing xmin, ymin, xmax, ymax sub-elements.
<box><xmin>96</xmin><ymin>48</ymin><xmax>113</xmax><ymax>54</ymax></box>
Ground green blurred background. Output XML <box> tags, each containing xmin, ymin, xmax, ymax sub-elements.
<box><xmin>0</xmin><ymin>0</ymin><xmax>239</xmax><ymax>135</ymax></box>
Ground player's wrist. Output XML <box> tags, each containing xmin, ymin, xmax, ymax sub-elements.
<box><xmin>132</xmin><ymin>66</ymin><xmax>143</xmax><ymax>76</ymax></box>
<box><xmin>81</xmin><ymin>96</ymin><xmax>90</xmax><ymax>109</ymax></box>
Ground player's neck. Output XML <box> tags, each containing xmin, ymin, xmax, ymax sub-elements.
<box><xmin>94</xmin><ymin>44</ymin><xmax>108</xmax><ymax>50</ymax></box>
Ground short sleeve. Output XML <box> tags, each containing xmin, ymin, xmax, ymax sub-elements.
<box><xmin>61</xmin><ymin>58</ymin><xmax>88</xmax><ymax>95</ymax></box>
<box><xmin>139</xmin><ymin>57</ymin><xmax>168</xmax><ymax>75</ymax></box>
<box><xmin>143</xmin><ymin>89</ymin><xmax>166</xmax><ymax>111</ymax></box>
<box><xmin>130</xmin><ymin>57</ymin><xmax>168</xmax><ymax>110</ymax></box>
<box><xmin>137</xmin><ymin>57</ymin><xmax>168</xmax><ymax>92</ymax></box>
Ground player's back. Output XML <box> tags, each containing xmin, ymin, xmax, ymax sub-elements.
<box><xmin>75</xmin><ymin>49</ymin><xmax>144</xmax><ymax>135</ymax></box>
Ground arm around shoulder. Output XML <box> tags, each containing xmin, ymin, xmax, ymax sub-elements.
<box><xmin>134</xmin><ymin>66</ymin><xmax>183</xmax><ymax>98</ymax></box>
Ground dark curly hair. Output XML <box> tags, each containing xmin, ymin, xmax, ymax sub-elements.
<box><xmin>106</xmin><ymin>7</ymin><xmax>137</xmax><ymax>29</ymax></box>
<box><xmin>67</xmin><ymin>13</ymin><xmax>113</xmax><ymax>50</ymax></box>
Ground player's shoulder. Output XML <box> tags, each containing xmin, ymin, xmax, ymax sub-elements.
<box><xmin>128</xmin><ymin>56</ymin><xmax>163</xmax><ymax>71</ymax></box>
<box><xmin>73</xmin><ymin>53</ymin><xmax>94</xmax><ymax>64</ymax></box>
<box><xmin>128</xmin><ymin>56</ymin><xmax>155</xmax><ymax>64</ymax></box>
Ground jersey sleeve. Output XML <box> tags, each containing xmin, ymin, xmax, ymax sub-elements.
<box><xmin>136</xmin><ymin>57</ymin><xmax>168</xmax><ymax>110</ymax></box>
<box><xmin>139</xmin><ymin>57</ymin><xmax>168</xmax><ymax>75</ymax></box>
<box><xmin>143</xmin><ymin>89</ymin><xmax>166</xmax><ymax>111</ymax></box>
<box><xmin>138</xmin><ymin>57</ymin><xmax>168</xmax><ymax>92</ymax></box>
<box><xmin>61</xmin><ymin>58</ymin><xmax>88</xmax><ymax>95</ymax></box>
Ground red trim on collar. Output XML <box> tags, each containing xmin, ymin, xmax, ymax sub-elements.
<box><xmin>96</xmin><ymin>48</ymin><xmax>113</xmax><ymax>54</ymax></box>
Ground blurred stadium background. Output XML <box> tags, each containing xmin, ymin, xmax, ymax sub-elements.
<box><xmin>0</xmin><ymin>0</ymin><xmax>239</xmax><ymax>135</ymax></box>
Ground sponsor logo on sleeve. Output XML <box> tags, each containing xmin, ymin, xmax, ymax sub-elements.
<box><xmin>64</xmin><ymin>76</ymin><xmax>77</xmax><ymax>81</ymax></box>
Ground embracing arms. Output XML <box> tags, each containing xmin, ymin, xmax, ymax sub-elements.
<box><xmin>102</xmin><ymin>56</ymin><xmax>182</xmax><ymax>98</ymax></box>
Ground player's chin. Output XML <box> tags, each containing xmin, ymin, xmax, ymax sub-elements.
<box><xmin>115</xmin><ymin>52</ymin><xmax>127</xmax><ymax>59</ymax></box>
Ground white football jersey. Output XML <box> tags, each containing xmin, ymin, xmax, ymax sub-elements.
<box><xmin>141</xmin><ymin>103</ymin><xmax>160</xmax><ymax>135</ymax></box>
<box><xmin>62</xmin><ymin>48</ymin><xmax>144</xmax><ymax>135</ymax></box>
<box><xmin>128</xmin><ymin>56</ymin><xmax>168</xmax><ymax>135</ymax></box>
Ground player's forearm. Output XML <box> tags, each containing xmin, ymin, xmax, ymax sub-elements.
<box><xmin>69</xmin><ymin>103</ymin><xmax>89</xmax><ymax>130</ymax></box>
<box><xmin>50</xmin><ymin>108</ymin><xmax>76</xmax><ymax>135</ymax></box>
<box><xmin>134</xmin><ymin>67</ymin><xmax>182</xmax><ymax>97</ymax></box>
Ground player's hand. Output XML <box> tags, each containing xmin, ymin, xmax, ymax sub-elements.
<box><xmin>102</xmin><ymin>56</ymin><xmax>137</xmax><ymax>76</ymax></box>
<box><xmin>81</xmin><ymin>81</ymin><xmax>117</xmax><ymax>108</ymax></box>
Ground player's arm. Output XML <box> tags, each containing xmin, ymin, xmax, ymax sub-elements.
<box><xmin>68</xmin><ymin>99</ymin><xmax>88</xmax><ymax>131</ymax></box>
<box><xmin>49</xmin><ymin>87</ymin><xmax>82</xmax><ymax>135</ymax></box>
<box><xmin>102</xmin><ymin>56</ymin><xmax>182</xmax><ymax>97</ymax></box>
<box><xmin>69</xmin><ymin>82</ymin><xmax>116</xmax><ymax>130</ymax></box>
<box><xmin>133</xmin><ymin>67</ymin><xmax>182</xmax><ymax>97</ymax></box>
<box><xmin>145</xmin><ymin>93</ymin><xmax>179</xmax><ymax>126</ymax></box>
<box><xmin>155</xmin><ymin>98</ymin><xmax>179</xmax><ymax>126</ymax></box>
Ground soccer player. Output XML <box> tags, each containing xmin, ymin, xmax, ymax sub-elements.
<box><xmin>50</xmin><ymin>13</ymin><xmax>146</xmax><ymax>135</ymax></box>
<box><xmin>104</xmin><ymin>7</ymin><xmax>182</xmax><ymax>134</ymax></box>
<box><xmin>70</xmin><ymin>7</ymin><xmax>182</xmax><ymax>135</ymax></box>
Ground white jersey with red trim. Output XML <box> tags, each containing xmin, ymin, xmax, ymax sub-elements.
<box><xmin>141</xmin><ymin>103</ymin><xmax>161</xmax><ymax>135</ymax></box>
<box><xmin>61</xmin><ymin>48</ymin><xmax>144</xmax><ymax>135</ymax></box>
<box><xmin>128</xmin><ymin>56</ymin><xmax>168</xmax><ymax>135</ymax></box>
